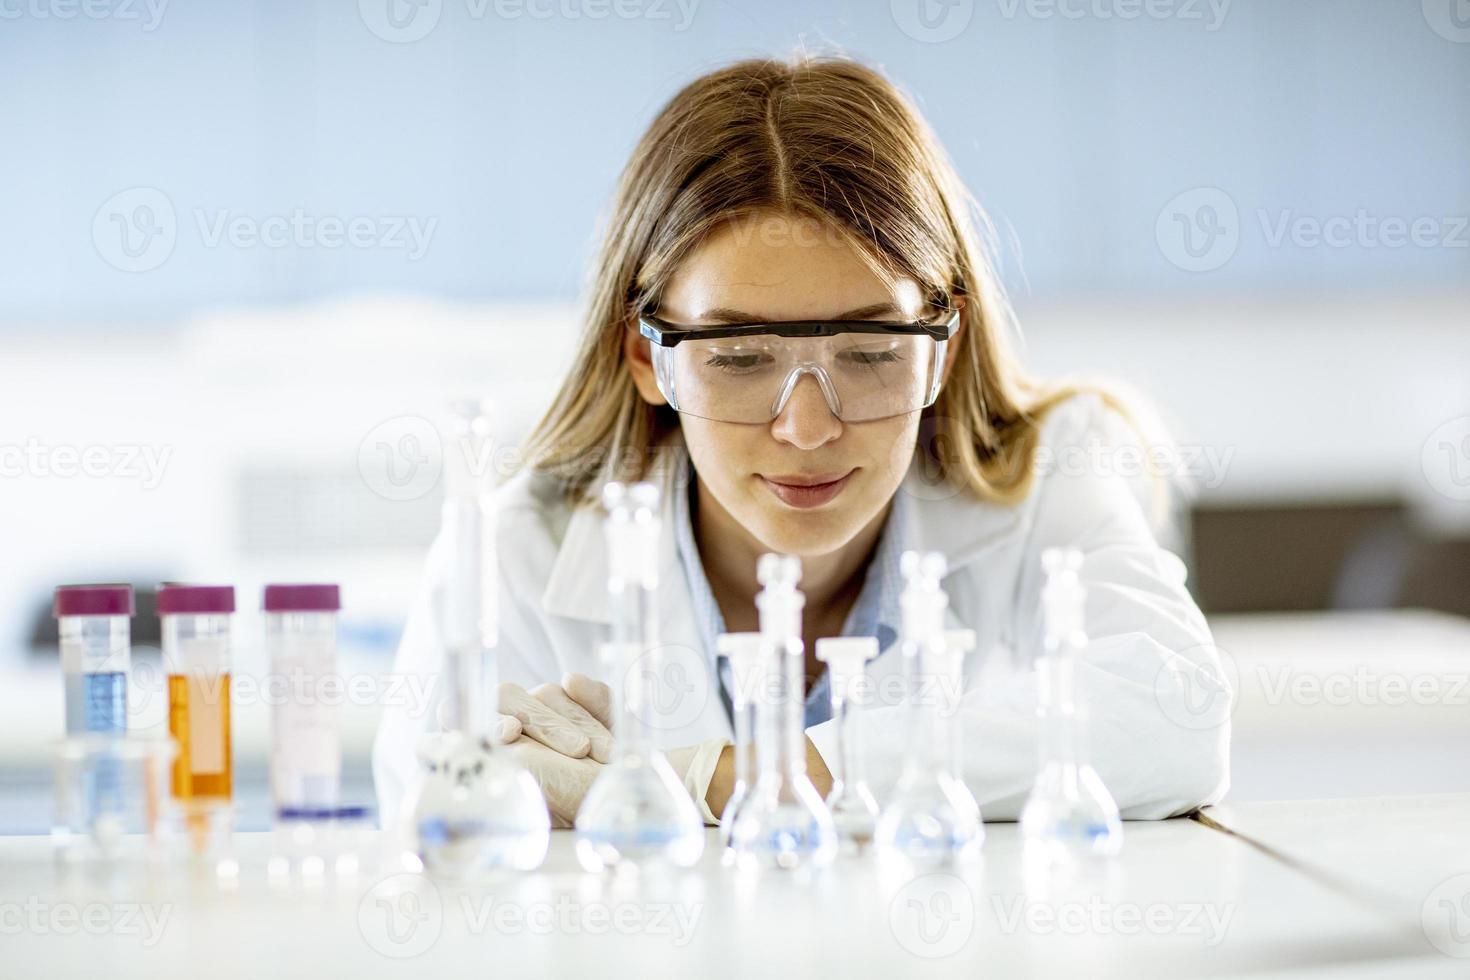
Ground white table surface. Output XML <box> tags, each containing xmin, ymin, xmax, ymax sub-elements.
<box><xmin>6</xmin><ymin>610</ymin><xmax>1469</xmax><ymax>974</ymax></box>
<box><xmin>1209</xmin><ymin>610</ymin><xmax>1470</xmax><ymax>801</ymax></box>
<box><xmin>0</xmin><ymin>818</ymin><xmax>1453</xmax><ymax>979</ymax></box>
<box><xmin>1200</xmin><ymin>793</ymin><xmax>1470</xmax><ymax>959</ymax></box>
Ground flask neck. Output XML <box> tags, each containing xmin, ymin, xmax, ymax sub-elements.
<box><xmin>1037</xmin><ymin>640</ymin><xmax>1084</xmax><ymax>768</ymax></box>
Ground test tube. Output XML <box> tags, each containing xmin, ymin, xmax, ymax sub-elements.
<box><xmin>158</xmin><ymin>584</ymin><xmax>235</xmax><ymax>802</ymax></box>
<box><xmin>716</xmin><ymin>631</ymin><xmax>764</xmax><ymax>857</ymax></box>
<box><xmin>53</xmin><ymin>585</ymin><xmax>133</xmax><ymax>735</ymax></box>
<box><xmin>264</xmin><ymin>584</ymin><xmax>342</xmax><ymax>813</ymax></box>
<box><xmin>814</xmin><ymin>636</ymin><xmax>880</xmax><ymax>855</ymax></box>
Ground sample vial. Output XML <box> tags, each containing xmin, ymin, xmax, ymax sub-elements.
<box><xmin>158</xmin><ymin>584</ymin><xmax>235</xmax><ymax>802</ymax></box>
<box><xmin>53</xmin><ymin>585</ymin><xmax>133</xmax><ymax>735</ymax></box>
<box><xmin>264</xmin><ymin>583</ymin><xmax>342</xmax><ymax>813</ymax></box>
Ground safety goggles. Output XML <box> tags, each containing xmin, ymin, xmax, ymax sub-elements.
<box><xmin>638</xmin><ymin>310</ymin><xmax>959</xmax><ymax>424</ymax></box>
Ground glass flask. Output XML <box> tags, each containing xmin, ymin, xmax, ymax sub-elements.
<box><xmin>574</xmin><ymin>481</ymin><xmax>704</xmax><ymax>873</ymax></box>
<box><xmin>1020</xmin><ymin>548</ymin><xmax>1123</xmax><ymax>864</ymax></box>
<box><xmin>729</xmin><ymin>554</ymin><xmax>836</xmax><ymax>871</ymax></box>
<box><xmin>874</xmin><ymin>551</ymin><xmax>983</xmax><ymax>868</ymax></box>
<box><xmin>410</xmin><ymin>397</ymin><xmax>549</xmax><ymax>876</ymax></box>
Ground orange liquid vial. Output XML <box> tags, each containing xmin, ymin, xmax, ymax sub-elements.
<box><xmin>168</xmin><ymin>672</ymin><xmax>233</xmax><ymax>799</ymax></box>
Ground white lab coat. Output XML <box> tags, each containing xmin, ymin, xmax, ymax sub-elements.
<box><xmin>373</xmin><ymin>394</ymin><xmax>1231</xmax><ymax>824</ymax></box>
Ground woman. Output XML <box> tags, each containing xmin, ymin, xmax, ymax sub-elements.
<box><xmin>373</xmin><ymin>56</ymin><xmax>1230</xmax><ymax>828</ymax></box>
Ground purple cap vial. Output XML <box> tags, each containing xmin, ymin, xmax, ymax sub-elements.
<box><xmin>262</xmin><ymin>584</ymin><xmax>341</xmax><ymax>613</ymax></box>
<box><xmin>156</xmin><ymin>584</ymin><xmax>236</xmax><ymax>616</ymax></box>
<box><xmin>53</xmin><ymin>584</ymin><xmax>134</xmax><ymax>618</ymax></box>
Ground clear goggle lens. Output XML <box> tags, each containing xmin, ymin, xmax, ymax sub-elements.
<box><xmin>649</xmin><ymin>328</ymin><xmax>948</xmax><ymax>424</ymax></box>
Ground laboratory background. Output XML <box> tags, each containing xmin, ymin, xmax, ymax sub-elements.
<box><xmin>2</xmin><ymin>0</ymin><xmax>1469</xmax><ymax>973</ymax></box>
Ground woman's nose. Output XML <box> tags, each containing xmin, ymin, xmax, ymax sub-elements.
<box><xmin>770</xmin><ymin>373</ymin><xmax>842</xmax><ymax>450</ymax></box>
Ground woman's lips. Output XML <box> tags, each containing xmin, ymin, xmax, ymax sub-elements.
<box><xmin>760</xmin><ymin>470</ymin><xmax>855</xmax><ymax>508</ymax></box>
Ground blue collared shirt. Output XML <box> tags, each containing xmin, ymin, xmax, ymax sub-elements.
<box><xmin>669</xmin><ymin>457</ymin><xmax>911</xmax><ymax>730</ymax></box>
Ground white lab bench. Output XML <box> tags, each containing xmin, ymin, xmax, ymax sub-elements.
<box><xmin>1</xmin><ymin>810</ymin><xmax>1463</xmax><ymax>979</ymax></box>
<box><xmin>4</xmin><ymin>609</ymin><xmax>1469</xmax><ymax>975</ymax></box>
<box><xmin>3</xmin><ymin>609</ymin><xmax>1468</xmax><ymax>833</ymax></box>
<box><xmin>1201</xmin><ymin>794</ymin><xmax>1470</xmax><ymax>950</ymax></box>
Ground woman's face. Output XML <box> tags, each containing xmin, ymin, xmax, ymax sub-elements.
<box><xmin>625</xmin><ymin>213</ymin><xmax>938</xmax><ymax>559</ymax></box>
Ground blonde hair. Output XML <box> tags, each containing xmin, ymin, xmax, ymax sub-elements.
<box><xmin>520</xmin><ymin>55</ymin><xmax>1123</xmax><ymax>508</ymax></box>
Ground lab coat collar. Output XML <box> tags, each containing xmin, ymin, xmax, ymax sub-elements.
<box><xmin>540</xmin><ymin>432</ymin><xmax>688</xmax><ymax>625</ymax></box>
<box><xmin>541</xmin><ymin>429</ymin><xmax>1022</xmax><ymax>625</ymax></box>
<box><xmin>898</xmin><ymin>455</ymin><xmax>1021</xmax><ymax>570</ymax></box>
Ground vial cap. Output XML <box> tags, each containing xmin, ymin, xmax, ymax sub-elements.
<box><xmin>716</xmin><ymin>631</ymin><xmax>763</xmax><ymax>662</ymax></box>
<box><xmin>263</xmin><ymin>584</ymin><xmax>341</xmax><ymax>612</ymax></box>
<box><xmin>156</xmin><ymin>584</ymin><xmax>236</xmax><ymax>615</ymax></box>
<box><xmin>448</xmin><ymin>395</ymin><xmax>494</xmax><ymax>423</ymax></box>
<box><xmin>900</xmin><ymin>550</ymin><xmax>948</xmax><ymax>585</ymax></box>
<box><xmin>53</xmin><ymin>584</ymin><xmax>133</xmax><ymax>618</ymax></box>
<box><xmin>814</xmin><ymin>636</ymin><xmax>879</xmax><ymax>665</ymax></box>
<box><xmin>757</xmin><ymin>553</ymin><xmax>801</xmax><ymax>588</ymax></box>
<box><xmin>1042</xmin><ymin>547</ymin><xmax>1084</xmax><ymax>577</ymax></box>
<box><xmin>601</xmin><ymin>480</ymin><xmax>660</xmax><ymax>514</ymax></box>
<box><xmin>602</xmin><ymin>481</ymin><xmax>660</xmax><ymax>583</ymax></box>
<box><xmin>718</xmin><ymin>632</ymin><xmax>767</xmax><ymax>697</ymax></box>
<box><xmin>601</xmin><ymin>480</ymin><xmax>627</xmax><ymax>511</ymax></box>
<box><xmin>944</xmin><ymin>628</ymin><xmax>977</xmax><ymax>653</ymax></box>
<box><xmin>628</xmin><ymin>481</ymin><xmax>659</xmax><ymax>511</ymax></box>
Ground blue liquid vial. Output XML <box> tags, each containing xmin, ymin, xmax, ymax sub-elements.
<box><xmin>54</xmin><ymin>585</ymin><xmax>134</xmax><ymax>830</ymax></box>
<box><xmin>54</xmin><ymin>585</ymin><xmax>133</xmax><ymax>735</ymax></box>
<box><xmin>64</xmin><ymin>671</ymin><xmax>129</xmax><ymax>734</ymax></box>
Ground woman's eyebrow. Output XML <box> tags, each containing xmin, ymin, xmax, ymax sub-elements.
<box><xmin>834</xmin><ymin>302</ymin><xmax>906</xmax><ymax>320</ymax></box>
<box><xmin>697</xmin><ymin>302</ymin><xmax>906</xmax><ymax>324</ymax></box>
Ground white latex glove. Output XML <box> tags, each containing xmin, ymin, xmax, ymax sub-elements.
<box><xmin>563</xmin><ymin>672</ymin><xmax>614</xmax><ymax>728</ymax></box>
<box><xmin>495</xmin><ymin>677</ymin><xmax>615</xmax><ymax>763</ymax></box>
<box><xmin>503</xmin><ymin>671</ymin><xmax>726</xmax><ymax>825</ymax></box>
<box><xmin>505</xmin><ymin>735</ymin><xmax>604</xmax><ymax>828</ymax></box>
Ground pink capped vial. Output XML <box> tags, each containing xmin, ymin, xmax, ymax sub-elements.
<box><xmin>263</xmin><ymin>584</ymin><xmax>342</xmax><ymax>814</ymax></box>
